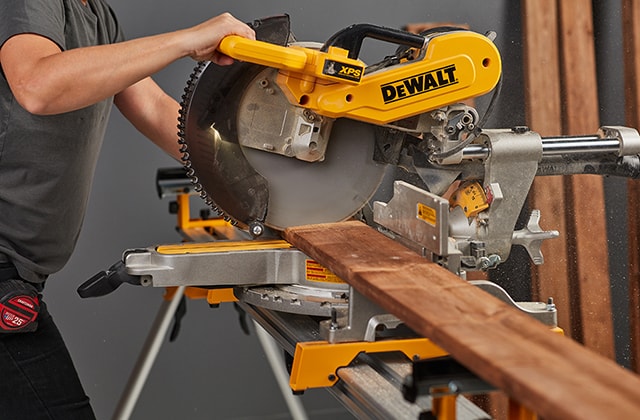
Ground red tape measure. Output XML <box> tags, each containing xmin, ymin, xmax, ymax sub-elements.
<box><xmin>0</xmin><ymin>280</ymin><xmax>40</xmax><ymax>333</ymax></box>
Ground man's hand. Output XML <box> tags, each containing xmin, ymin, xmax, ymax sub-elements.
<box><xmin>184</xmin><ymin>12</ymin><xmax>256</xmax><ymax>64</ymax></box>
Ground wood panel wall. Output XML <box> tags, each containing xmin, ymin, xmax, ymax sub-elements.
<box><xmin>523</xmin><ymin>0</ymin><xmax>615</xmax><ymax>358</ymax></box>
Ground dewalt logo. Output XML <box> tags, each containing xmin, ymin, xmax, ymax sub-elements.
<box><xmin>323</xmin><ymin>59</ymin><xmax>364</xmax><ymax>82</ymax></box>
<box><xmin>381</xmin><ymin>64</ymin><xmax>458</xmax><ymax>103</ymax></box>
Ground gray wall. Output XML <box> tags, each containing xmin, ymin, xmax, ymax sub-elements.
<box><xmin>43</xmin><ymin>1</ymin><xmax>630</xmax><ymax>419</ymax></box>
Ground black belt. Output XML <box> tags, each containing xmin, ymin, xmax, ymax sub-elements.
<box><xmin>0</xmin><ymin>263</ymin><xmax>19</xmax><ymax>282</ymax></box>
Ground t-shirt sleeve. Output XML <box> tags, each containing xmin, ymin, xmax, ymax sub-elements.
<box><xmin>105</xmin><ymin>3</ymin><xmax>125</xmax><ymax>44</ymax></box>
<box><xmin>0</xmin><ymin>0</ymin><xmax>66</xmax><ymax>50</ymax></box>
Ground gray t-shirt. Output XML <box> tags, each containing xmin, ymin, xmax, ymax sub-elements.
<box><xmin>0</xmin><ymin>0</ymin><xmax>124</xmax><ymax>283</ymax></box>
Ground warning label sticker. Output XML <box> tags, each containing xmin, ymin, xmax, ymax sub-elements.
<box><xmin>417</xmin><ymin>202</ymin><xmax>437</xmax><ymax>226</ymax></box>
<box><xmin>305</xmin><ymin>260</ymin><xmax>346</xmax><ymax>284</ymax></box>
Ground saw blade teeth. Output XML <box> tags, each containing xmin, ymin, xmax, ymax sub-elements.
<box><xmin>177</xmin><ymin>61</ymin><xmax>242</xmax><ymax>230</ymax></box>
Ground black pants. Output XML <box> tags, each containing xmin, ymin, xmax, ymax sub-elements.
<box><xmin>0</xmin><ymin>299</ymin><xmax>96</xmax><ymax>420</ymax></box>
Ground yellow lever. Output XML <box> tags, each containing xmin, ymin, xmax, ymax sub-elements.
<box><xmin>218</xmin><ymin>36</ymin><xmax>366</xmax><ymax>87</ymax></box>
<box><xmin>218</xmin><ymin>35</ymin><xmax>308</xmax><ymax>71</ymax></box>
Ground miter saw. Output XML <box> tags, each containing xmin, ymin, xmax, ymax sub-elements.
<box><xmin>179</xmin><ymin>15</ymin><xmax>500</xmax><ymax>237</ymax></box>
<box><xmin>81</xmin><ymin>14</ymin><xmax>640</xmax><ymax>419</ymax></box>
<box><xmin>174</xmin><ymin>14</ymin><xmax>640</xmax><ymax>273</ymax></box>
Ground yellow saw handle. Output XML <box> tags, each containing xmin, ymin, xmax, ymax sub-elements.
<box><xmin>218</xmin><ymin>35</ymin><xmax>366</xmax><ymax>86</ymax></box>
<box><xmin>218</xmin><ymin>35</ymin><xmax>307</xmax><ymax>71</ymax></box>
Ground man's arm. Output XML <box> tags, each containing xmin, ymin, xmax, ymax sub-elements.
<box><xmin>114</xmin><ymin>77</ymin><xmax>182</xmax><ymax>161</ymax></box>
<box><xmin>0</xmin><ymin>12</ymin><xmax>254</xmax><ymax>116</ymax></box>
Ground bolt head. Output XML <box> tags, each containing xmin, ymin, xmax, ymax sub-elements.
<box><xmin>249</xmin><ymin>222</ymin><xmax>264</xmax><ymax>237</ymax></box>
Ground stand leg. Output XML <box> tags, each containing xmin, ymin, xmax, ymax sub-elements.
<box><xmin>112</xmin><ymin>286</ymin><xmax>186</xmax><ymax>420</ymax></box>
<box><xmin>254</xmin><ymin>320</ymin><xmax>309</xmax><ymax>420</ymax></box>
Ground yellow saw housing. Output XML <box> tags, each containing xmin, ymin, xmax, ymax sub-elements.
<box><xmin>218</xmin><ymin>30</ymin><xmax>502</xmax><ymax>125</ymax></box>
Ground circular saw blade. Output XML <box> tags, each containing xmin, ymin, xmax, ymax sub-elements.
<box><xmin>179</xmin><ymin>60</ymin><xmax>269</xmax><ymax>228</ymax></box>
<box><xmin>179</xmin><ymin>17</ymin><xmax>386</xmax><ymax>231</ymax></box>
<box><xmin>242</xmin><ymin>117</ymin><xmax>386</xmax><ymax>230</ymax></box>
<box><xmin>178</xmin><ymin>15</ymin><xmax>294</xmax><ymax>230</ymax></box>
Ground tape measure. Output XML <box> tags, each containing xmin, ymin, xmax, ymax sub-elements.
<box><xmin>0</xmin><ymin>279</ymin><xmax>39</xmax><ymax>333</ymax></box>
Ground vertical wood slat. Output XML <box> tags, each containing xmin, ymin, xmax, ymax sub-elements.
<box><xmin>557</xmin><ymin>0</ymin><xmax>615</xmax><ymax>359</ymax></box>
<box><xmin>521</xmin><ymin>0</ymin><xmax>572</xmax><ymax>336</ymax></box>
<box><xmin>622</xmin><ymin>0</ymin><xmax>640</xmax><ymax>372</ymax></box>
<box><xmin>523</xmin><ymin>0</ymin><xmax>615</xmax><ymax>358</ymax></box>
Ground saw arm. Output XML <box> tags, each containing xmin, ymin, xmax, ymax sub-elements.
<box><xmin>218</xmin><ymin>24</ymin><xmax>502</xmax><ymax>125</ymax></box>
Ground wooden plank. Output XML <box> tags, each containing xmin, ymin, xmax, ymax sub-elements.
<box><xmin>623</xmin><ymin>0</ymin><xmax>640</xmax><ymax>372</ymax></box>
<box><xmin>521</xmin><ymin>0</ymin><xmax>572</xmax><ymax>336</ymax></box>
<box><xmin>284</xmin><ymin>221</ymin><xmax>640</xmax><ymax>420</ymax></box>
<box><xmin>557</xmin><ymin>0</ymin><xmax>615</xmax><ymax>358</ymax></box>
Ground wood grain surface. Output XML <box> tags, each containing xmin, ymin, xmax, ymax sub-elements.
<box><xmin>284</xmin><ymin>221</ymin><xmax>640</xmax><ymax>419</ymax></box>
